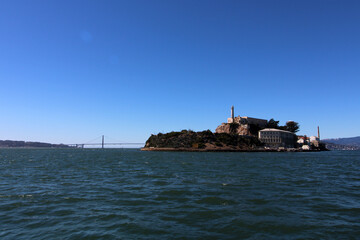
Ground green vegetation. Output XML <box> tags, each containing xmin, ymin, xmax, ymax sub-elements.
<box><xmin>266</xmin><ymin>118</ymin><xmax>280</xmax><ymax>128</ymax></box>
<box><xmin>249</xmin><ymin>124</ymin><xmax>262</xmax><ymax>135</ymax></box>
<box><xmin>285</xmin><ymin>121</ymin><xmax>300</xmax><ymax>133</ymax></box>
<box><xmin>266</xmin><ymin>119</ymin><xmax>300</xmax><ymax>133</ymax></box>
<box><xmin>145</xmin><ymin>130</ymin><xmax>262</xmax><ymax>149</ymax></box>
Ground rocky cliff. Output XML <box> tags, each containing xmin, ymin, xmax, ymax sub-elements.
<box><xmin>215</xmin><ymin>123</ymin><xmax>259</xmax><ymax>137</ymax></box>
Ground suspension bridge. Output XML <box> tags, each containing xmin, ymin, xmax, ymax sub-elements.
<box><xmin>67</xmin><ymin>135</ymin><xmax>144</xmax><ymax>148</ymax></box>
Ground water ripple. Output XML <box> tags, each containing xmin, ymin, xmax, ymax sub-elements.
<box><xmin>0</xmin><ymin>149</ymin><xmax>359</xmax><ymax>239</ymax></box>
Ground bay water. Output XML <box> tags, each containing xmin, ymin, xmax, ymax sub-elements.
<box><xmin>0</xmin><ymin>149</ymin><xmax>359</xmax><ymax>239</ymax></box>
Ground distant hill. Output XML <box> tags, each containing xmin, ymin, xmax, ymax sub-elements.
<box><xmin>0</xmin><ymin>140</ymin><xmax>71</xmax><ymax>148</ymax></box>
<box><xmin>322</xmin><ymin>136</ymin><xmax>360</xmax><ymax>150</ymax></box>
<box><xmin>322</xmin><ymin>136</ymin><xmax>360</xmax><ymax>146</ymax></box>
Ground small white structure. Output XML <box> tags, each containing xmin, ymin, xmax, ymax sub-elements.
<box><xmin>302</xmin><ymin>145</ymin><xmax>310</xmax><ymax>150</ymax></box>
<box><xmin>310</xmin><ymin>136</ymin><xmax>319</xmax><ymax>142</ymax></box>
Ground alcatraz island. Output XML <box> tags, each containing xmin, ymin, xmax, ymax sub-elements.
<box><xmin>141</xmin><ymin>106</ymin><xmax>328</xmax><ymax>152</ymax></box>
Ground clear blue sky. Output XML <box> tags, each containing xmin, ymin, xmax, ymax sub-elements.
<box><xmin>0</xmin><ymin>0</ymin><xmax>359</xmax><ymax>144</ymax></box>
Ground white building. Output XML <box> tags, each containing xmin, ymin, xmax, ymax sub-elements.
<box><xmin>310</xmin><ymin>136</ymin><xmax>319</xmax><ymax>142</ymax></box>
<box><xmin>302</xmin><ymin>145</ymin><xmax>310</xmax><ymax>150</ymax></box>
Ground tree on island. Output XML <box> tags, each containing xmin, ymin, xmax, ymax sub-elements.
<box><xmin>266</xmin><ymin>118</ymin><xmax>280</xmax><ymax>128</ymax></box>
<box><xmin>266</xmin><ymin>119</ymin><xmax>300</xmax><ymax>133</ymax></box>
<box><xmin>285</xmin><ymin>121</ymin><xmax>300</xmax><ymax>133</ymax></box>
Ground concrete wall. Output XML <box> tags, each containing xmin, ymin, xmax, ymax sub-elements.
<box><xmin>228</xmin><ymin>116</ymin><xmax>267</xmax><ymax>127</ymax></box>
<box><xmin>245</xmin><ymin>117</ymin><xmax>268</xmax><ymax>128</ymax></box>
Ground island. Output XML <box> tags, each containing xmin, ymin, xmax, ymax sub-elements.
<box><xmin>142</xmin><ymin>130</ymin><xmax>267</xmax><ymax>152</ymax></box>
<box><xmin>141</xmin><ymin>106</ymin><xmax>328</xmax><ymax>152</ymax></box>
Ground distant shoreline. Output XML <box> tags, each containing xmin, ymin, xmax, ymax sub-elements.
<box><xmin>0</xmin><ymin>140</ymin><xmax>72</xmax><ymax>148</ymax></box>
<box><xmin>0</xmin><ymin>146</ymin><xmax>72</xmax><ymax>149</ymax></box>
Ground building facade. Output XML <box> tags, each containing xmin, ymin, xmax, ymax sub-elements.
<box><xmin>227</xmin><ymin>106</ymin><xmax>268</xmax><ymax>128</ymax></box>
<box><xmin>259</xmin><ymin>128</ymin><xmax>297</xmax><ymax>148</ymax></box>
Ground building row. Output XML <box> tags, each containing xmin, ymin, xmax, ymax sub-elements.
<box><xmin>225</xmin><ymin>106</ymin><xmax>320</xmax><ymax>149</ymax></box>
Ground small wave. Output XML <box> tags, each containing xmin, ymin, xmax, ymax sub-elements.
<box><xmin>247</xmin><ymin>198</ymin><xmax>270</xmax><ymax>205</ymax></box>
<box><xmin>51</xmin><ymin>209</ymin><xmax>75</xmax><ymax>216</ymax></box>
<box><xmin>196</xmin><ymin>196</ymin><xmax>236</xmax><ymax>205</ymax></box>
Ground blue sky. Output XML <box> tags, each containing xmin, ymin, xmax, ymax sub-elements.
<box><xmin>0</xmin><ymin>0</ymin><xmax>359</xmax><ymax>144</ymax></box>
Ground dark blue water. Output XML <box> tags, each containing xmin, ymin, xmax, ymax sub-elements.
<box><xmin>0</xmin><ymin>149</ymin><xmax>359</xmax><ymax>239</ymax></box>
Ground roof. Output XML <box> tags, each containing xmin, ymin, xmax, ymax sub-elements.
<box><xmin>259</xmin><ymin>128</ymin><xmax>295</xmax><ymax>134</ymax></box>
<box><xmin>242</xmin><ymin>116</ymin><xmax>267</xmax><ymax>121</ymax></box>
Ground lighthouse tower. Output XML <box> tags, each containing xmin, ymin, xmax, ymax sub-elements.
<box><xmin>231</xmin><ymin>106</ymin><xmax>234</xmax><ymax>122</ymax></box>
<box><xmin>227</xmin><ymin>105</ymin><xmax>236</xmax><ymax>123</ymax></box>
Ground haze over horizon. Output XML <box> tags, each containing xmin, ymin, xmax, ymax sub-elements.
<box><xmin>1</xmin><ymin>0</ymin><xmax>359</xmax><ymax>144</ymax></box>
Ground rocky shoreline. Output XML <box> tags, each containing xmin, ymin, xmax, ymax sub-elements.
<box><xmin>141</xmin><ymin>147</ymin><xmax>325</xmax><ymax>152</ymax></box>
<box><xmin>142</xmin><ymin>129</ymin><xmax>328</xmax><ymax>153</ymax></box>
